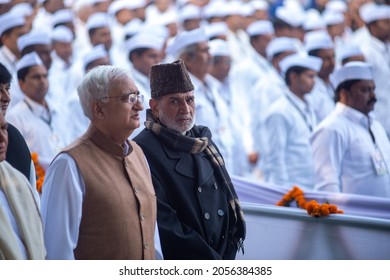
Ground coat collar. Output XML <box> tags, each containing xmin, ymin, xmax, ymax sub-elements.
<box><xmin>160</xmin><ymin>139</ymin><xmax>213</xmax><ymax>183</ymax></box>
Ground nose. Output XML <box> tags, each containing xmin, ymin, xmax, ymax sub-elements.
<box><xmin>369</xmin><ymin>87</ymin><xmax>376</xmax><ymax>99</ymax></box>
<box><xmin>133</xmin><ymin>99</ymin><xmax>144</xmax><ymax>111</ymax></box>
<box><xmin>0</xmin><ymin>89</ymin><xmax>10</xmax><ymax>102</ymax></box>
<box><xmin>178</xmin><ymin>101</ymin><xmax>190</xmax><ymax>113</ymax></box>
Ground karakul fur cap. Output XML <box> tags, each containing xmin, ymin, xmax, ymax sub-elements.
<box><xmin>150</xmin><ymin>59</ymin><xmax>194</xmax><ymax>98</ymax></box>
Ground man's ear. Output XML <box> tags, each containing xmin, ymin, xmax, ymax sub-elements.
<box><xmin>91</xmin><ymin>100</ymin><xmax>105</xmax><ymax>119</ymax></box>
<box><xmin>149</xmin><ymin>98</ymin><xmax>159</xmax><ymax>118</ymax></box>
<box><xmin>339</xmin><ymin>88</ymin><xmax>349</xmax><ymax>104</ymax></box>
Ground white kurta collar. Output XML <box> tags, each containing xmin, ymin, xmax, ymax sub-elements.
<box><xmin>23</xmin><ymin>96</ymin><xmax>55</xmax><ymax>124</ymax></box>
<box><xmin>1</xmin><ymin>46</ymin><xmax>17</xmax><ymax>65</ymax></box>
<box><xmin>285</xmin><ymin>89</ymin><xmax>310</xmax><ymax>113</ymax></box>
<box><xmin>334</xmin><ymin>102</ymin><xmax>373</xmax><ymax>129</ymax></box>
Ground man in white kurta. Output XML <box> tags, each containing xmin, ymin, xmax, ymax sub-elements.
<box><xmin>6</xmin><ymin>53</ymin><xmax>70</xmax><ymax>171</ymax></box>
<box><xmin>207</xmin><ymin>39</ymin><xmax>251</xmax><ymax>177</ymax></box>
<box><xmin>305</xmin><ymin>30</ymin><xmax>337</xmax><ymax>124</ymax></box>
<box><xmin>125</xmin><ymin>32</ymin><xmax>165</xmax><ymax>138</ymax></box>
<box><xmin>251</xmin><ymin>37</ymin><xmax>298</xmax><ymax>174</ymax></box>
<box><xmin>358</xmin><ymin>3</ymin><xmax>390</xmax><ymax>136</ymax></box>
<box><xmin>230</xmin><ymin>20</ymin><xmax>275</xmax><ymax>156</ymax></box>
<box><xmin>66</xmin><ymin>44</ymin><xmax>110</xmax><ymax>141</ymax></box>
<box><xmin>310</xmin><ymin>61</ymin><xmax>390</xmax><ymax>198</ymax></box>
<box><xmin>261</xmin><ymin>54</ymin><xmax>322</xmax><ymax>190</ymax></box>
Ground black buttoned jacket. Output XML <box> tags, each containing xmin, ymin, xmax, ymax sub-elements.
<box><xmin>134</xmin><ymin>128</ymin><xmax>236</xmax><ymax>260</ymax></box>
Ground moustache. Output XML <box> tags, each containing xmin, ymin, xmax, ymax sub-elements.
<box><xmin>367</xmin><ymin>97</ymin><xmax>377</xmax><ymax>105</ymax></box>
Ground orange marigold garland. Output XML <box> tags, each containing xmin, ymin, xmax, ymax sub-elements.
<box><xmin>31</xmin><ymin>152</ymin><xmax>45</xmax><ymax>193</ymax></box>
<box><xmin>276</xmin><ymin>186</ymin><xmax>344</xmax><ymax>217</ymax></box>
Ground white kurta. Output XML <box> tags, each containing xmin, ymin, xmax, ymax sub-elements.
<box><xmin>226</xmin><ymin>29</ymin><xmax>251</xmax><ymax>68</ymax></box>
<box><xmin>359</xmin><ymin>34</ymin><xmax>390</xmax><ymax>137</ymax></box>
<box><xmin>6</xmin><ymin>96</ymin><xmax>70</xmax><ymax>170</ymax></box>
<box><xmin>41</xmin><ymin>153</ymin><xmax>163</xmax><ymax>260</ymax></box>
<box><xmin>261</xmin><ymin>90</ymin><xmax>316</xmax><ymax>190</ymax></box>
<box><xmin>310</xmin><ymin>103</ymin><xmax>390</xmax><ymax>198</ymax></box>
<box><xmin>206</xmin><ymin>74</ymin><xmax>249</xmax><ymax>176</ymax></box>
<box><xmin>251</xmin><ymin>70</ymin><xmax>287</xmax><ymax>165</ymax></box>
<box><xmin>47</xmin><ymin>53</ymin><xmax>73</xmax><ymax>112</ymax></box>
<box><xmin>191</xmin><ymin>73</ymin><xmax>232</xmax><ymax>168</ymax></box>
<box><xmin>66</xmin><ymin>89</ymin><xmax>90</xmax><ymax>142</ymax></box>
<box><xmin>130</xmin><ymin>68</ymin><xmax>150</xmax><ymax>139</ymax></box>
<box><xmin>0</xmin><ymin>46</ymin><xmax>17</xmax><ymax>75</ymax></box>
<box><xmin>306</xmin><ymin>76</ymin><xmax>335</xmax><ymax>124</ymax></box>
<box><xmin>230</xmin><ymin>51</ymin><xmax>277</xmax><ymax>152</ymax></box>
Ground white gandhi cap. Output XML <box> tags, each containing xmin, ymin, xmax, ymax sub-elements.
<box><xmin>279</xmin><ymin>53</ymin><xmax>323</xmax><ymax>75</ymax></box>
<box><xmin>330</xmin><ymin>61</ymin><xmax>373</xmax><ymax>90</ymax></box>
<box><xmin>126</xmin><ymin>32</ymin><xmax>165</xmax><ymax>55</ymax></box>
<box><xmin>359</xmin><ymin>3</ymin><xmax>390</xmax><ymax>24</ymax></box>
<box><xmin>0</xmin><ymin>12</ymin><xmax>25</xmax><ymax>37</ymax></box>
<box><xmin>246</xmin><ymin>20</ymin><xmax>274</xmax><ymax>36</ymax></box>
<box><xmin>17</xmin><ymin>30</ymin><xmax>51</xmax><ymax>52</ymax></box>
<box><xmin>209</xmin><ymin>39</ymin><xmax>230</xmax><ymax>57</ymax></box>
<box><xmin>166</xmin><ymin>28</ymin><xmax>208</xmax><ymax>57</ymax></box>
<box><xmin>16</xmin><ymin>52</ymin><xmax>44</xmax><ymax>72</ymax></box>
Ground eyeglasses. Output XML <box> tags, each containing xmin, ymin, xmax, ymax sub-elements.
<box><xmin>100</xmin><ymin>92</ymin><xmax>144</xmax><ymax>104</ymax></box>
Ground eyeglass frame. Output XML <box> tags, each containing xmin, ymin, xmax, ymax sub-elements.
<box><xmin>99</xmin><ymin>92</ymin><xmax>144</xmax><ymax>104</ymax></box>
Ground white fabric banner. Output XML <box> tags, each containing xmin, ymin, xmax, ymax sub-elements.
<box><xmin>232</xmin><ymin>176</ymin><xmax>390</xmax><ymax>260</ymax></box>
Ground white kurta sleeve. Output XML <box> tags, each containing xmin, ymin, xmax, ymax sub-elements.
<box><xmin>262</xmin><ymin>112</ymin><xmax>289</xmax><ymax>186</ymax></box>
<box><xmin>310</xmin><ymin>127</ymin><xmax>345</xmax><ymax>192</ymax></box>
<box><xmin>40</xmin><ymin>153</ymin><xmax>84</xmax><ymax>260</ymax></box>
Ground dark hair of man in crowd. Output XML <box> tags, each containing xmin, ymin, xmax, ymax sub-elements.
<box><xmin>128</xmin><ymin>47</ymin><xmax>149</xmax><ymax>63</ymax></box>
<box><xmin>0</xmin><ymin>63</ymin><xmax>12</xmax><ymax>84</ymax></box>
<box><xmin>284</xmin><ymin>66</ymin><xmax>307</xmax><ymax>86</ymax></box>
<box><xmin>308</xmin><ymin>49</ymin><xmax>321</xmax><ymax>57</ymax></box>
<box><xmin>17</xmin><ymin>66</ymin><xmax>33</xmax><ymax>81</ymax></box>
<box><xmin>124</xmin><ymin>34</ymin><xmax>135</xmax><ymax>41</ymax></box>
<box><xmin>273</xmin><ymin>17</ymin><xmax>292</xmax><ymax>30</ymax></box>
<box><xmin>334</xmin><ymin>79</ymin><xmax>361</xmax><ymax>102</ymax></box>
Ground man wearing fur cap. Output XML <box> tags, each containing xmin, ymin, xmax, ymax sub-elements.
<box><xmin>134</xmin><ymin>59</ymin><xmax>245</xmax><ymax>260</ymax></box>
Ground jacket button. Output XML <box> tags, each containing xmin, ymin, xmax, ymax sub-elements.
<box><xmin>197</xmin><ymin>186</ymin><xmax>202</xmax><ymax>193</ymax></box>
<box><xmin>140</xmin><ymin>214</ymin><xmax>145</xmax><ymax>221</ymax></box>
<box><xmin>204</xmin><ymin>212</ymin><xmax>210</xmax><ymax>220</ymax></box>
<box><xmin>213</xmin><ymin>183</ymin><xmax>218</xmax><ymax>189</ymax></box>
<box><xmin>144</xmin><ymin>243</ymin><xmax>148</xmax><ymax>249</ymax></box>
<box><xmin>217</xmin><ymin>209</ymin><xmax>224</xmax><ymax>216</ymax></box>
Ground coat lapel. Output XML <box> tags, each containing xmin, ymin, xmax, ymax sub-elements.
<box><xmin>162</xmin><ymin>144</ymin><xmax>195</xmax><ymax>179</ymax></box>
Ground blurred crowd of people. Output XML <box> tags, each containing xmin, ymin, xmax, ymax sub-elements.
<box><xmin>1</xmin><ymin>0</ymin><xmax>389</xmax><ymax>193</ymax></box>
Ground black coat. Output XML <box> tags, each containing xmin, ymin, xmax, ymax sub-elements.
<box><xmin>134</xmin><ymin>128</ymin><xmax>237</xmax><ymax>260</ymax></box>
<box><xmin>6</xmin><ymin>123</ymin><xmax>31</xmax><ymax>180</ymax></box>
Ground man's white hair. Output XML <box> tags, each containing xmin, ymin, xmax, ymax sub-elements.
<box><xmin>77</xmin><ymin>65</ymin><xmax>130</xmax><ymax>120</ymax></box>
